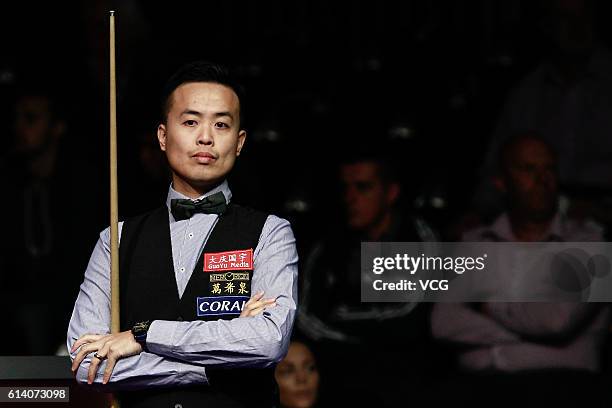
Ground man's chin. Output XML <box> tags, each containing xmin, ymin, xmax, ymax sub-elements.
<box><xmin>172</xmin><ymin>172</ymin><xmax>226</xmax><ymax>194</ymax></box>
<box><xmin>347</xmin><ymin>219</ymin><xmax>371</xmax><ymax>233</ymax></box>
<box><xmin>184</xmin><ymin>169</ymin><xmax>227</xmax><ymax>186</ymax></box>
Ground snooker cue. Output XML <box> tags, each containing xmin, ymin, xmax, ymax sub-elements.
<box><xmin>109</xmin><ymin>10</ymin><xmax>120</xmax><ymax>408</ymax></box>
<box><xmin>109</xmin><ymin>9</ymin><xmax>120</xmax><ymax>337</ymax></box>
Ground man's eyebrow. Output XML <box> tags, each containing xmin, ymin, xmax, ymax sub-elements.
<box><xmin>180</xmin><ymin>110</ymin><xmax>234</xmax><ymax>120</ymax></box>
<box><xmin>180</xmin><ymin>109</ymin><xmax>203</xmax><ymax>117</ymax></box>
<box><xmin>214</xmin><ymin>111</ymin><xmax>234</xmax><ymax>120</ymax></box>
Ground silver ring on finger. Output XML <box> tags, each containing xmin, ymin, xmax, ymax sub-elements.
<box><xmin>94</xmin><ymin>352</ymin><xmax>105</xmax><ymax>360</ymax></box>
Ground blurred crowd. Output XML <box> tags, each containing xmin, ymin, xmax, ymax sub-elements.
<box><xmin>2</xmin><ymin>0</ymin><xmax>612</xmax><ymax>407</ymax></box>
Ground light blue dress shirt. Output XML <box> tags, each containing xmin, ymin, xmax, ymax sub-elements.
<box><xmin>67</xmin><ymin>180</ymin><xmax>298</xmax><ymax>389</ymax></box>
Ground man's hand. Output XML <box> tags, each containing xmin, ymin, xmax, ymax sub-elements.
<box><xmin>240</xmin><ymin>291</ymin><xmax>276</xmax><ymax>318</ymax></box>
<box><xmin>70</xmin><ymin>331</ymin><xmax>142</xmax><ymax>384</ymax></box>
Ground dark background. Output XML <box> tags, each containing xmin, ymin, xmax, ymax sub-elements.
<box><xmin>1</xmin><ymin>0</ymin><xmax>612</xmax><ymax>360</ymax></box>
<box><xmin>6</xmin><ymin>0</ymin><xmax>609</xmax><ymax>218</ymax></box>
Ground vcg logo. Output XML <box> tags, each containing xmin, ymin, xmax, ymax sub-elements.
<box><xmin>197</xmin><ymin>296</ymin><xmax>249</xmax><ymax>317</ymax></box>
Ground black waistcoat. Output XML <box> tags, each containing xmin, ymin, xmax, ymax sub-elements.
<box><xmin>117</xmin><ymin>203</ymin><xmax>278</xmax><ymax>408</ymax></box>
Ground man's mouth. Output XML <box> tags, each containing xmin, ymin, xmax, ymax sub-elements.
<box><xmin>192</xmin><ymin>152</ymin><xmax>217</xmax><ymax>163</ymax></box>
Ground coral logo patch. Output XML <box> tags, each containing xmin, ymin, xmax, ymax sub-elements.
<box><xmin>196</xmin><ymin>296</ymin><xmax>249</xmax><ymax>316</ymax></box>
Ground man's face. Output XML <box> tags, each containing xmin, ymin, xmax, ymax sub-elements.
<box><xmin>501</xmin><ymin>139</ymin><xmax>558</xmax><ymax>220</ymax></box>
<box><xmin>157</xmin><ymin>82</ymin><xmax>246</xmax><ymax>196</ymax></box>
<box><xmin>340</xmin><ymin>162</ymin><xmax>397</xmax><ymax>231</ymax></box>
<box><xmin>14</xmin><ymin>96</ymin><xmax>54</xmax><ymax>152</ymax></box>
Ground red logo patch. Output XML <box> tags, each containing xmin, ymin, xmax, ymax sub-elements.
<box><xmin>203</xmin><ymin>249</ymin><xmax>254</xmax><ymax>272</ymax></box>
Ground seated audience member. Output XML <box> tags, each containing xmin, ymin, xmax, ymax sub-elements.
<box><xmin>298</xmin><ymin>148</ymin><xmax>438</xmax><ymax>407</ymax></box>
<box><xmin>431</xmin><ymin>134</ymin><xmax>610</xmax><ymax>405</ymax></box>
<box><xmin>473</xmin><ymin>0</ymin><xmax>612</xmax><ymax>226</ymax></box>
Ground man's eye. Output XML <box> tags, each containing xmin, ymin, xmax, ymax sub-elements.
<box><xmin>215</xmin><ymin>122</ymin><xmax>229</xmax><ymax>129</ymax></box>
<box><xmin>356</xmin><ymin>182</ymin><xmax>372</xmax><ymax>192</ymax></box>
<box><xmin>184</xmin><ymin>120</ymin><xmax>197</xmax><ymax>126</ymax></box>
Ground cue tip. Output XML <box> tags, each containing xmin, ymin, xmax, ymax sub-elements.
<box><xmin>110</xmin><ymin>10</ymin><xmax>115</xmax><ymax>16</ymax></box>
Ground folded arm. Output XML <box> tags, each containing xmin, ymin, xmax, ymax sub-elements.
<box><xmin>431</xmin><ymin>302</ymin><xmax>520</xmax><ymax>346</ymax></box>
<box><xmin>67</xmin><ymin>226</ymin><xmax>209</xmax><ymax>389</ymax></box>
<box><xmin>483</xmin><ymin>302</ymin><xmax>600</xmax><ymax>340</ymax></box>
<box><xmin>146</xmin><ymin>216</ymin><xmax>298</xmax><ymax>367</ymax></box>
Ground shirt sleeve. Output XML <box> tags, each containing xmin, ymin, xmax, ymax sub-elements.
<box><xmin>66</xmin><ymin>225</ymin><xmax>208</xmax><ymax>389</ymax></box>
<box><xmin>145</xmin><ymin>215</ymin><xmax>298</xmax><ymax>368</ymax></box>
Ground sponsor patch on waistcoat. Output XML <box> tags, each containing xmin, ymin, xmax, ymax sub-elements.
<box><xmin>208</xmin><ymin>274</ymin><xmax>251</xmax><ymax>297</ymax></box>
<box><xmin>196</xmin><ymin>296</ymin><xmax>249</xmax><ymax>317</ymax></box>
<box><xmin>209</xmin><ymin>272</ymin><xmax>250</xmax><ymax>282</ymax></box>
<box><xmin>203</xmin><ymin>249</ymin><xmax>253</xmax><ymax>272</ymax></box>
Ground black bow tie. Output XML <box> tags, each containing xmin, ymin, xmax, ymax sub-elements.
<box><xmin>170</xmin><ymin>191</ymin><xmax>227</xmax><ymax>221</ymax></box>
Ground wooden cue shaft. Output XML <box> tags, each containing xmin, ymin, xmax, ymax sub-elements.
<box><xmin>109</xmin><ymin>10</ymin><xmax>120</xmax><ymax>335</ymax></box>
<box><xmin>109</xmin><ymin>10</ymin><xmax>121</xmax><ymax>408</ymax></box>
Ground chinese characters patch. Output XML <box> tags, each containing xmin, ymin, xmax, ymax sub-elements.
<box><xmin>203</xmin><ymin>249</ymin><xmax>253</xmax><ymax>272</ymax></box>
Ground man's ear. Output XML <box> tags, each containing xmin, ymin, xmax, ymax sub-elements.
<box><xmin>386</xmin><ymin>182</ymin><xmax>400</xmax><ymax>206</ymax></box>
<box><xmin>51</xmin><ymin>120</ymin><xmax>66</xmax><ymax>140</ymax></box>
<box><xmin>157</xmin><ymin>124</ymin><xmax>167</xmax><ymax>151</ymax></box>
<box><xmin>493</xmin><ymin>175</ymin><xmax>507</xmax><ymax>193</ymax></box>
<box><xmin>236</xmin><ymin>129</ymin><xmax>246</xmax><ymax>156</ymax></box>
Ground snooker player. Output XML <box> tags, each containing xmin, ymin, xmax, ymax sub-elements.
<box><xmin>67</xmin><ymin>61</ymin><xmax>298</xmax><ymax>407</ymax></box>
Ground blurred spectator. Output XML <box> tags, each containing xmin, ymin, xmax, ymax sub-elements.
<box><xmin>297</xmin><ymin>147</ymin><xmax>438</xmax><ymax>407</ymax></box>
<box><xmin>432</xmin><ymin>135</ymin><xmax>610</xmax><ymax>405</ymax></box>
<box><xmin>474</xmin><ymin>0</ymin><xmax>612</xmax><ymax>224</ymax></box>
<box><xmin>120</xmin><ymin>119</ymin><xmax>170</xmax><ymax>217</ymax></box>
<box><xmin>0</xmin><ymin>85</ymin><xmax>102</xmax><ymax>355</ymax></box>
<box><xmin>275</xmin><ymin>340</ymin><xmax>320</xmax><ymax>408</ymax></box>
<box><xmin>472</xmin><ymin>134</ymin><xmax>603</xmax><ymax>243</ymax></box>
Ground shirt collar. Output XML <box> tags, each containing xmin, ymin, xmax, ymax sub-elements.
<box><xmin>542</xmin><ymin>46</ymin><xmax>612</xmax><ymax>85</ymax></box>
<box><xmin>484</xmin><ymin>212</ymin><xmax>564</xmax><ymax>242</ymax></box>
<box><xmin>165</xmin><ymin>179</ymin><xmax>232</xmax><ymax>214</ymax></box>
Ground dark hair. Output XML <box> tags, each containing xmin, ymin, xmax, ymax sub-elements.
<box><xmin>338</xmin><ymin>146</ymin><xmax>399</xmax><ymax>185</ymax></box>
<box><xmin>160</xmin><ymin>61</ymin><xmax>246</xmax><ymax>127</ymax></box>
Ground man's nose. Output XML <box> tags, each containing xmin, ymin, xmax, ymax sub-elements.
<box><xmin>535</xmin><ymin>168</ymin><xmax>555</xmax><ymax>186</ymax></box>
<box><xmin>197</xmin><ymin>126</ymin><xmax>213</xmax><ymax>145</ymax></box>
